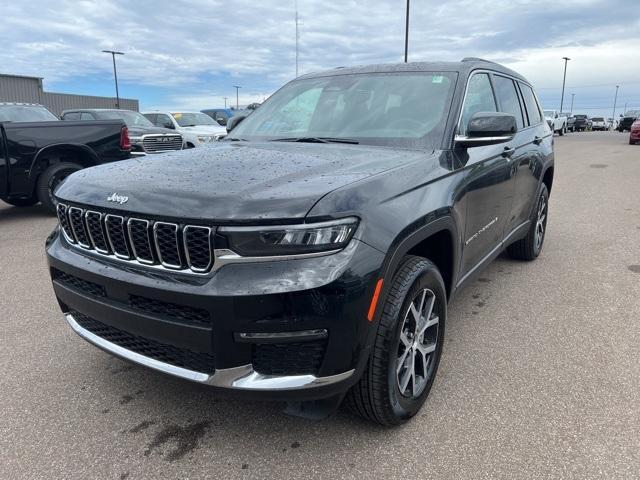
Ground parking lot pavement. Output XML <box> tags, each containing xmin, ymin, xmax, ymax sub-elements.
<box><xmin>1</xmin><ymin>131</ymin><xmax>639</xmax><ymax>479</ymax></box>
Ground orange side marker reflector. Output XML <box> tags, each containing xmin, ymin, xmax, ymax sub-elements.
<box><xmin>367</xmin><ymin>279</ymin><xmax>384</xmax><ymax>322</ymax></box>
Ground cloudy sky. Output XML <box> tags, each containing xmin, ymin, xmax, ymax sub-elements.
<box><xmin>2</xmin><ymin>0</ymin><xmax>639</xmax><ymax>116</ymax></box>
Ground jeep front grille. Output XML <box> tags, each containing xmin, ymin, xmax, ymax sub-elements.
<box><xmin>58</xmin><ymin>203</ymin><xmax>213</xmax><ymax>274</ymax></box>
<box><xmin>142</xmin><ymin>134</ymin><xmax>183</xmax><ymax>153</ymax></box>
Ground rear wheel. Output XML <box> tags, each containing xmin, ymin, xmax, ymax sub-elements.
<box><xmin>507</xmin><ymin>184</ymin><xmax>549</xmax><ymax>260</ymax></box>
<box><xmin>36</xmin><ymin>162</ymin><xmax>82</xmax><ymax>214</ymax></box>
<box><xmin>4</xmin><ymin>195</ymin><xmax>38</xmax><ymax>207</ymax></box>
<box><xmin>559</xmin><ymin>124</ymin><xmax>565</xmax><ymax>136</ymax></box>
<box><xmin>345</xmin><ymin>256</ymin><xmax>446</xmax><ymax>426</ymax></box>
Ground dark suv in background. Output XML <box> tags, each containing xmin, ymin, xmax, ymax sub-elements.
<box><xmin>617</xmin><ymin>111</ymin><xmax>639</xmax><ymax>132</ymax></box>
<box><xmin>47</xmin><ymin>58</ymin><xmax>554</xmax><ymax>425</ymax></box>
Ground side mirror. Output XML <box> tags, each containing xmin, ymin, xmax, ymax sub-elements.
<box><xmin>555</xmin><ymin>113</ymin><xmax>558</xmax><ymax>118</ymax></box>
<box><xmin>455</xmin><ymin>112</ymin><xmax>517</xmax><ymax>147</ymax></box>
<box><xmin>216</xmin><ymin>117</ymin><xmax>227</xmax><ymax>126</ymax></box>
<box><xmin>163</xmin><ymin>122</ymin><xmax>174</xmax><ymax>129</ymax></box>
<box><xmin>226</xmin><ymin>114</ymin><xmax>247</xmax><ymax>133</ymax></box>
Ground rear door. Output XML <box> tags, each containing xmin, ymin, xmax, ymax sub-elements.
<box><xmin>509</xmin><ymin>82</ymin><xmax>550</xmax><ymax>229</ymax></box>
<box><xmin>457</xmin><ymin>72</ymin><xmax>516</xmax><ymax>276</ymax></box>
<box><xmin>490</xmin><ymin>74</ymin><xmax>535</xmax><ymax>238</ymax></box>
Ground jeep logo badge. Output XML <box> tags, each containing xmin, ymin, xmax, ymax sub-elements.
<box><xmin>107</xmin><ymin>193</ymin><xmax>129</xmax><ymax>205</ymax></box>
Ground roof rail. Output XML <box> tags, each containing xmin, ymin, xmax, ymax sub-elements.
<box><xmin>461</xmin><ymin>57</ymin><xmax>496</xmax><ymax>63</ymax></box>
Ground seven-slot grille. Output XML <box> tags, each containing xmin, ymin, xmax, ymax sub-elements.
<box><xmin>57</xmin><ymin>203</ymin><xmax>213</xmax><ymax>273</ymax></box>
<box><xmin>142</xmin><ymin>134</ymin><xmax>183</xmax><ymax>153</ymax></box>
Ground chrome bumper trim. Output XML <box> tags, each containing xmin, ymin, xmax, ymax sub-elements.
<box><xmin>65</xmin><ymin>313</ymin><xmax>354</xmax><ymax>391</ymax></box>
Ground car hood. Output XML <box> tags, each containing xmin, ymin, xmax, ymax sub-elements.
<box><xmin>128</xmin><ymin>125</ymin><xmax>179</xmax><ymax>137</ymax></box>
<box><xmin>56</xmin><ymin>142</ymin><xmax>426</xmax><ymax>222</ymax></box>
<box><xmin>179</xmin><ymin>125</ymin><xmax>226</xmax><ymax>135</ymax></box>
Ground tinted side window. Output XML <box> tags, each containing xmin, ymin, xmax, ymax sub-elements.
<box><xmin>143</xmin><ymin>114</ymin><xmax>157</xmax><ymax>125</ymax></box>
<box><xmin>156</xmin><ymin>114</ymin><xmax>173</xmax><ymax>127</ymax></box>
<box><xmin>80</xmin><ymin>112</ymin><xmax>95</xmax><ymax>120</ymax></box>
<box><xmin>63</xmin><ymin>112</ymin><xmax>80</xmax><ymax>120</ymax></box>
<box><xmin>493</xmin><ymin>75</ymin><xmax>524</xmax><ymax>129</ymax></box>
<box><xmin>460</xmin><ymin>73</ymin><xmax>496</xmax><ymax>134</ymax></box>
<box><xmin>519</xmin><ymin>83</ymin><xmax>542</xmax><ymax>125</ymax></box>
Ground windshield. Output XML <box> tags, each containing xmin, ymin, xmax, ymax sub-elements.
<box><xmin>172</xmin><ymin>112</ymin><xmax>219</xmax><ymax>127</ymax></box>
<box><xmin>229</xmin><ymin>72</ymin><xmax>457</xmax><ymax>148</ymax></box>
<box><xmin>592</xmin><ymin>117</ymin><xmax>604</xmax><ymax>122</ymax></box>
<box><xmin>574</xmin><ymin>115</ymin><xmax>587</xmax><ymax>119</ymax></box>
<box><xmin>0</xmin><ymin>104</ymin><xmax>58</xmax><ymax>122</ymax></box>
<box><xmin>97</xmin><ymin>110</ymin><xmax>154</xmax><ymax>127</ymax></box>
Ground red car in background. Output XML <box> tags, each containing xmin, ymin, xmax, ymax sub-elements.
<box><xmin>630</xmin><ymin>120</ymin><xmax>640</xmax><ymax>145</ymax></box>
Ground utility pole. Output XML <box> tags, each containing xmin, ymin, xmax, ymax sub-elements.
<box><xmin>295</xmin><ymin>0</ymin><xmax>300</xmax><ymax>76</ymax></box>
<box><xmin>223</xmin><ymin>97</ymin><xmax>228</xmax><ymax>108</ymax></box>
<box><xmin>233</xmin><ymin>85</ymin><xmax>241</xmax><ymax>109</ymax></box>
<box><xmin>612</xmin><ymin>85</ymin><xmax>619</xmax><ymax>123</ymax></box>
<box><xmin>623</xmin><ymin>101</ymin><xmax>628</xmax><ymax>114</ymax></box>
<box><xmin>559</xmin><ymin>56</ymin><xmax>570</xmax><ymax>113</ymax></box>
<box><xmin>404</xmin><ymin>0</ymin><xmax>410</xmax><ymax>63</ymax></box>
<box><xmin>102</xmin><ymin>50</ymin><xmax>124</xmax><ymax>109</ymax></box>
<box><xmin>570</xmin><ymin>93</ymin><xmax>575</xmax><ymax>115</ymax></box>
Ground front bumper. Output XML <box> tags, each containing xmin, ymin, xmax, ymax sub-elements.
<box><xmin>47</xmin><ymin>231</ymin><xmax>384</xmax><ymax>400</ymax></box>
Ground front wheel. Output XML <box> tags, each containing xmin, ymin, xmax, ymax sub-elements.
<box><xmin>345</xmin><ymin>256</ymin><xmax>446</xmax><ymax>425</ymax></box>
<box><xmin>559</xmin><ymin>125</ymin><xmax>565</xmax><ymax>136</ymax></box>
<box><xmin>36</xmin><ymin>162</ymin><xmax>83</xmax><ymax>214</ymax></box>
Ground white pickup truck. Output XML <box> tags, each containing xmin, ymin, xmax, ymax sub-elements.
<box><xmin>543</xmin><ymin>110</ymin><xmax>567</xmax><ymax>135</ymax></box>
<box><xmin>142</xmin><ymin>111</ymin><xmax>227</xmax><ymax>148</ymax></box>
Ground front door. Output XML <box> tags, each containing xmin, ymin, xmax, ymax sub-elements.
<box><xmin>456</xmin><ymin>72</ymin><xmax>515</xmax><ymax>277</ymax></box>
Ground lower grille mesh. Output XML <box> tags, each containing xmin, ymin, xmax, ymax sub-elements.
<box><xmin>252</xmin><ymin>341</ymin><xmax>326</xmax><ymax>375</ymax></box>
<box><xmin>52</xmin><ymin>269</ymin><xmax>106</xmax><ymax>297</ymax></box>
<box><xmin>71</xmin><ymin>311</ymin><xmax>216</xmax><ymax>374</ymax></box>
<box><xmin>129</xmin><ymin>295</ymin><xmax>211</xmax><ymax>325</ymax></box>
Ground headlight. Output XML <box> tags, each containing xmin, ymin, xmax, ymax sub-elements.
<box><xmin>197</xmin><ymin>135</ymin><xmax>213</xmax><ymax>143</ymax></box>
<box><xmin>218</xmin><ymin>217</ymin><xmax>359</xmax><ymax>256</ymax></box>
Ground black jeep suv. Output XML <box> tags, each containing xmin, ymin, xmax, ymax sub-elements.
<box><xmin>46</xmin><ymin>59</ymin><xmax>554</xmax><ymax>425</ymax></box>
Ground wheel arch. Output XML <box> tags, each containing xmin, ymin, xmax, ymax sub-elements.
<box><xmin>29</xmin><ymin>144</ymin><xmax>99</xmax><ymax>180</ymax></box>
<box><xmin>542</xmin><ymin>165</ymin><xmax>554</xmax><ymax>194</ymax></box>
<box><xmin>378</xmin><ymin>216</ymin><xmax>460</xmax><ymax>303</ymax></box>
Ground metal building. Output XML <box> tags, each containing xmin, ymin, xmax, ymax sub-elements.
<box><xmin>0</xmin><ymin>73</ymin><xmax>139</xmax><ymax>115</ymax></box>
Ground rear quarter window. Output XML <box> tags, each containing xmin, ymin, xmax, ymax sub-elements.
<box><xmin>519</xmin><ymin>83</ymin><xmax>543</xmax><ymax>126</ymax></box>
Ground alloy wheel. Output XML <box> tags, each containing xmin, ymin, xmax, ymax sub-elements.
<box><xmin>535</xmin><ymin>194</ymin><xmax>547</xmax><ymax>251</ymax></box>
<box><xmin>396</xmin><ymin>288</ymin><xmax>439</xmax><ymax>398</ymax></box>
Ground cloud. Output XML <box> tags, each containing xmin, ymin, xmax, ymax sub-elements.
<box><xmin>0</xmin><ymin>0</ymin><xmax>638</xmax><ymax>112</ymax></box>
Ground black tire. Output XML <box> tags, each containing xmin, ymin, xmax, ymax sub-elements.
<box><xmin>4</xmin><ymin>196</ymin><xmax>38</xmax><ymax>207</ymax></box>
<box><xmin>36</xmin><ymin>162</ymin><xmax>82</xmax><ymax>214</ymax></box>
<box><xmin>559</xmin><ymin>124</ymin><xmax>565</xmax><ymax>136</ymax></box>
<box><xmin>507</xmin><ymin>184</ymin><xmax>549</xmax><ymax>261</ymax></box>
<box><xmin>345</xmin><ymin>256</ymin><xmax>446</xmax><ymax>426</ymax></box>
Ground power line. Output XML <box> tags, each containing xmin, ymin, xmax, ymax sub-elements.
<box><xmin>537</xmin><ymin>80</ymin><xmax>640</xmax><ymax>90</ymax></box>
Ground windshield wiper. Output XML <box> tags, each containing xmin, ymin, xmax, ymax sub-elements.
<box><xmin>271</xmin><ymin>136</ymin><xmax>359</xmax><ymax>144</ymax></box>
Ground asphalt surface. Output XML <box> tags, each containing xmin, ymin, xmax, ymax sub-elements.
<box><xmin>1</xmin><ymin>132</ymin><xmax>639</xmax><ymax>479</ymax></box>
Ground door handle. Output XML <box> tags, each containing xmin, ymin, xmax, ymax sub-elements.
<box><xmin>533</xmin><ymin>136</ymin><xmax>542</xmax><ymax>145</ymax></box>
<box><xmin>502</xmin><ymin>146</ymin><xmax>515</xmax><ymax>159</ymax></box>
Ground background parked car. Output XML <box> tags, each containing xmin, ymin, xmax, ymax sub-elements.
<box><xmin>543</xmin><ymin>109</ymin><xmax>567</xmax><ymax>135</ymax></box>
<box><xmin>573</xmin><ymin>114</ymin><xmax>591</xmax><ymax>131</ymax></box>
<box><xmin>617</xmin><ymin>110</ymin><xmax>639</xmax><ymax>132</ymax></box>
<box><xmin>591</xmin><ymin>117</ymin><xmax>606</xmax><ymax>131</ymax></box>
<box><xmin>62</xmin><ymin>109</ymin><xmax>183</xmax><ymax>155</ymax></box>
<box><xmin>560</xmin><ymin>113</ymin><xmax>575</xmax><ymax>132</ymax></box>
<box><xmin>1</xmin><ymin>103</ymin><xmax>130</xmax><ymax>212</ymax></box>
<box><xmin>143</xmin><ymin>111</ymin><xmax>226</xmax><ymax>148</ymax></box>
<box><xmin>630</xmin><ymin>119</ymin><xmax>640</xmax><ymax>145</ymax></box>
<box><xmin>201</xmin><ymin>108</ymin><xmax>237</xmax><ymax>126</ymax></box>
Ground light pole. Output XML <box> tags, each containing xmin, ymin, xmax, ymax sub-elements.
<box><xmin>559</xmin><ymin>56</ymin><xmax>570</xmax><ymax>113</ymax></box>
<box><xmin>404</xmin><ymin>0</ymin><xmax>410</xmax><ymax>63</ymax></box>
<box><xmin>102</xmin><ymin>50</ymin><xmax>124</xmax><ymax>109</ymax></box>
<box><xmin>295</xmin><ymin>0</ymin><xmax>300</xmax><ymax>76</ymax></box>
<box><xmin>223</xmin><ymin>97</ymin><xmax>228</xmax><ymax>108</ymax></box>
<box><xmin>570</xmin><ymin>93</ymin><xmax>575</xmax><ymax>115</ymax></box>
<box><xmin>612</xmin><ymin>85</ymin><xmax>619</xmax><ymax>126</ymax></box>
<box><xmin>233</xmin><ymin>85</ymin><xmax>241</xmax><ymax>109</ymax></box>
